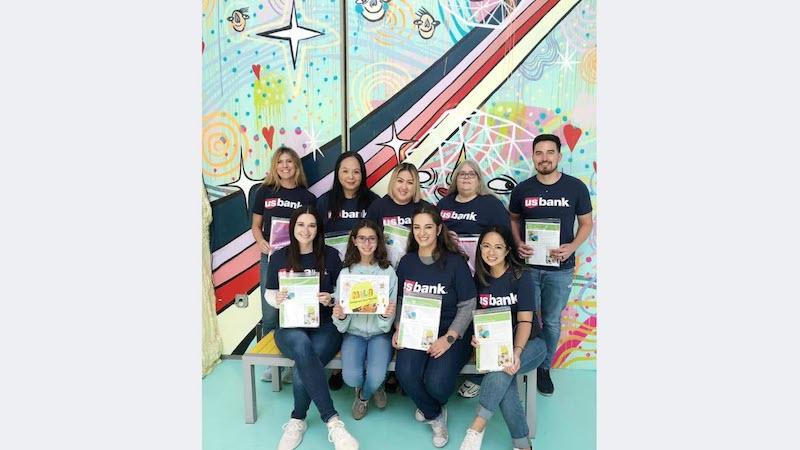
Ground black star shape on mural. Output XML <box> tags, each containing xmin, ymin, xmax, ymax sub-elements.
<box><xmin>256</xmin><ymin>0</ymin><xmax>323</xmax><ymax>70</ymax></box>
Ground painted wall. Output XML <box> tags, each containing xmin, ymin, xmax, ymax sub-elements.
<box><xmin>202</xmin><ymin>0</ymin><xmax>596</xmax><ymax>369</ymax></box>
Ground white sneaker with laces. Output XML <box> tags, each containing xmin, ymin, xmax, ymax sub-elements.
<box><xmin>326</xmin><ymin>416</ymin><xmax>359</xmax><ymax>450</ymax></box>
<box><xmin>277</xmin><ymin>418</ymin><xmax>307</xmax><ymax>450</ymax></box>
<box><xmin>459</xmin><ymin>428</ymin><xmax>484</xmax><ymax>450</ymax></box>
<box><xmin>427</xmin><ymin>406</ymin><xmax>448</xmax><ymax>448</ymax></box>
<box><xmin>457</xmin><ymin>380</ymin><xmax>481</xmax><ymax>398</ymax></box>
<box><xmin>415</xmin><ymin>408</ymin><xmax>425</xmax><ymax>422</ymax></box>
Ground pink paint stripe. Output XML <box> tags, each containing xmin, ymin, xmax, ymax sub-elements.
<box><xmin>211</xmin><ymin>231</ymin><xmax>256</xmax><ymax>270</ymax></box>
<box><xmin>212</xmin><ymin>243</ymin><xmax>261</xmax><ymax>286</ymax></box>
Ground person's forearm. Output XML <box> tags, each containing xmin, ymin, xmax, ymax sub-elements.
<box><xmin>570</xmin><ymin>219</ymin><xmax>593</xmax><ymax>248</ymax></box>
<box><xmin>510</xmin><ymin>218</ymin><xmax>524</xmax><ymax>245</ymax></box>
<box><xmin>265</xmin><ymin>289</ymin><xmax>278</xmax><ymax>308</ymax></box>
<box><xmin>448</xmin><ymin>298</ymin><xmax>476</xmax><ymax>338</ymax></box>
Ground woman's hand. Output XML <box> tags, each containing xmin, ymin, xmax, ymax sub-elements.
<box><xmin>332</xmin><ymin>303</ymin><xmax>346</xmax><ymax>320</ymax></box>
<box><xmin>392</xmin><ymin>330</ymin><xmax>403</xmax><ymax>349</ymax></box>
<box><xmin>427</xmin><ymin>336</ymin><xmax>453</xmax><ymax>359</ymax></box>
<box><xmin>257</xmin><ymin>239</ymin><xmax>272</xmax><ymax>255</ymax></box>
<box><xmin>276</xmin><ymin>289</ymin><xmax>288</xmax><ymax>305</ymax></box>
<box><xmin>382</xmin><ymin>302</ymin><xmax>396</xmax><ymax>318</ymax></box>
<box><xmin>318</xmin><ymin>292</ymin><xmax>333</xmax><ymax>307</ymax></box>
<box><xmin>502</xmin><ymin>355</ymin><xmax>521</xmax><ymax>376</ymax></box>
<box><xmin>471</xmin><ymin>335</ymin><xmax>480</xmax><ymax>349</ymax></box>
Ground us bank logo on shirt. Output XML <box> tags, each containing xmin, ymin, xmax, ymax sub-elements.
<box><xmin>479</xmin><ymin>293</ymin><xmax>518</xmax><ymax>307</ymax></box>
<box><xmin>383</xmin><ymin>216</ymin><xmax>412</xmax><ymax>226</ymax></box>
<box><xmin>264</xmin><ymin>198</ymin><xmax>303</xmax><ymax>209</ymax></box>
<box><xmin>339</xmin><ymin>210</ymin><xmax>366</xmax><ymax>219</ymax></box>
<box><xmin>404</xmin><ymin>280</ymin><xmax>447</xmax><ymax>295</ymax></box>
<box><xmin>440</xmin><ymin>210</ymin><xmax>477</xmax><ymax>221</ymax></box>
<box><xmin>524</xmin><ymin>197</ymin><xmax>570</xmax><ymax>208</ymax></box>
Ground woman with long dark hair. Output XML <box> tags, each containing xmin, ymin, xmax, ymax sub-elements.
<box><xmin>251</xmin><ymin>146</ymin><xmax>316</xmax><ymax>383</ymax></box>
<box><xmin>317</xmin><ymin>152</ymin><xmax>380</xmax><ymax>233</ymax></box>
<box><xmin>392</xmin><ymin>204</ymin><xmax>476</xmax><ymax>448</ymax></box>
<box><xmin>264</xmin><ymin>206</ymin><xmax>359</xmax><ymax>450</ymax></box>
<box><xmin>456</xmin><ymin>225</ymin><xmax>545</xmax><ymax>450</ymax></box>
<box><xmin>331</xmin><ymin>219</ymin><xmax>398</xmax><ymax>420</ymax></box>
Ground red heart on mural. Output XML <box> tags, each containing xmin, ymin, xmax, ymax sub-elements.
<box><xmin>252</xmin><ymin>64</ymin><xmax>261</xmax><ymax>80</ymax></box>
<box><xmin>261</xmin><ymin>126</ymin><xmax>275</xmax><ymax>149</ymax></box>
<box><xmin>563</xmin><ymin>124</ymin><xmax>582</xmax><ymax>151</ymax></box>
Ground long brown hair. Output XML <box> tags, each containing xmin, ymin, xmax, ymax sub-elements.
<box><xmin>406</xmin><ymin>203</ymin><xmax>467</xmax><ymax>268</ymax></box>
<box><xmin>286</xmin><ymin>205</ymin><xmax>326</xmax><ymax>276</ymax></box>
<box><xmin>474</xmin><ymin>225</ymin><xmax>525</xmax><ymax>287</ymax></box>
<box><xmin>342</xmin><ymin>220</ymin><xmax>391</xmax><ymax>270</ymax></box>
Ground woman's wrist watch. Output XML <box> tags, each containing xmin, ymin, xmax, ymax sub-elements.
<box><xmin>446</xmin><ymin>335</ymin><xmax>455</xmax><ymax>344</ymax></box>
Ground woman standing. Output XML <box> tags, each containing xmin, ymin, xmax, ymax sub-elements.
<box><xmin>265</xmin><ymin>206</ymin><xmax>359</xmax><ymax>450</ymax></box>
<box><xmin>331</xmin><ymin>220</ymin><xmax>398</xmax><ymax>420</ymax></box>
<box><xmin>317</xmin><ymin>152</ymin><xmax>380</xmax><ymax>233</ymax></box>
<box><xmin>436</xmin><ymin>160</ymin><xmax>510</xmax><ymax>236</ymax></box>
<box><xmin>457</xmin><ymin>225</ymin><xmax>545</xmax><ymax>450</ymax></box>
<box><xmin>366</xmin><ymin>162</ymin><xmax>433</xmax><ymax>229</ymax></box>
<box><xmin>393</xmin><ymin>204</ymin><xmax>477</xmax><ymax>448</ymax></box>
<box><xmin>251</xmin><ymin>146</ymin><xmax>316</xmax><ymax>382</ymax></box>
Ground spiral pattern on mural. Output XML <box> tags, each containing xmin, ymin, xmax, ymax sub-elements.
<box><xmin>579</xmin><ymin>46</ymin><xmax>596</xmax><ymax>84</ymax></box>
<box><xmin>353</xmin><ymin>63</ymin><xmax>412</xmax><ymax>118</ymax></box>
<box><xmin>374</xmin><ymin>0</ymin><xmax>416</xmax><ymax>47</ymax></box>
<box><xmin>203</xmin><ymin>111</ymin><xmax>250</xmax><ymax>182</ymax></box>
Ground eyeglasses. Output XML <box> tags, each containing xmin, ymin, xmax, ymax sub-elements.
<box><xmin>355</xmin><ymin>236</ymin><xmax>377</xmax><ymax>244</ymax></box>
<box><xmin>458</xmin><ymin>171</ymin><xmax>478</xmax><ymax>179</ymax></box>
<box><xmin>480</xmin><ymin>243</ymin><xmax>507</xmax><ymax>252</ymax></box>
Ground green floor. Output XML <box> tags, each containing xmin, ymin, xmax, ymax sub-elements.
<box><xmin>203</xmin><ymin>359</ymin><xmax>595</xmax><ymax>450</ymax></box>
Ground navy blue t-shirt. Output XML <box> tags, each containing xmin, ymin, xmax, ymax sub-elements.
<box><xmin>436</xmin><ymin>194</ymin><xmax>511</xmax><ymax>235</ymax></box>
<box><xmin>316</xmin><ymin>190</ymin><xmax>380</xmax><ymax>233</ymax></box>
<box><xmin>266</xmin><ymin>245</ymin><xmax>342</xmax><ymax>325</ymax></box>
<box><xmin>475</xmin><ymin>269</ymin><xmax>536</xmax><ymax>331</ymax></box>
<box><xmin>365</xmin><ymin>195</ymin><xmax>433</xmax><ymax>229</ymax></box>
<box><xmin>396</xmin><ymin>251</ymin><xmax>476</xmax><ymax>334</ymax></box>
<box><xmin>251</xmin><ymin>185</ymin><xmax>317</xmax><ymax>239</ymax></box>
<box><xmin>508</xmin><ymin>173</ymin><xmax>592</xmax><ymax>270</ymax></box>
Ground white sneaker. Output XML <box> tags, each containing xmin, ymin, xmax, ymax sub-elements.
<box><xmin>415</xmin><ymin>408</ymin><xmax>425</xmax><ymax>422</ymax></box>
<box><xmin>261</xmin><ymin>366</ymin><xmax>273</xmax><ymax>382</ymax></box>
<box><xmin>427</xmin><ymin>406</ymin><xmax>448</xmax><ymax>448</ymax></box>
<box><xmin>326</xmin><ymin>416</ymin><xmax>359</xmax><ymax>450</ymax></box>
<box><xmin>281</xmin><ymin>367</ymin><xmax>294</xmax><ymax>384</ymax></box>
<box><xmin>459</xmin><ymin>428</ymin><xmax>484</xmax><ymax>450</ymax></box>
<box><xmin>277</xmin><ymin>418</ymin><xmax>307</xmax><ymax>450</ymax></box>
<box><xmin>457</xmin><ymin>380</ymin><xmax>481</xmax><ymax>398</ymax></box>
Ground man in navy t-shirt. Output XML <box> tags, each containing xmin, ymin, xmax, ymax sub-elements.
<box><xmin>508</xmin><ymin>134</ymin><xmax>593</xmax><ymax>396</ymax></box>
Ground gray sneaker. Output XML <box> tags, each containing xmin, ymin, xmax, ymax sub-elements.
<box><xmin>281</xmin><ymin>367</ymin><xmax>293</xmax><ymax>384</ymax></box>
<box><xmin>373</xmin><ymin>386</ymin><xmax>387</xmax><ymax>409</ymax></box>
<box><xmin>427</xmin><ymin>406</ymin><xmax>448</xmax><ymax>448</ymax></box>
<box><xmin>352</xmin><ymin>388</ymin><xmax>369</xmax><ymax>420</ymax></box>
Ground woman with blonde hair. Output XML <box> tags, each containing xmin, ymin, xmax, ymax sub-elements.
<box><xmin>366</xmin><ymin>162</ymin><xmax>433</xmax><ymax>230</ymax></box>
<box><xmin>251</xmin><ymin>146</ymin><xmax>316</xmax><ymax>382</ymax></box>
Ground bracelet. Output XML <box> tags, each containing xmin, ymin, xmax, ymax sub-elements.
<box><xmin>514</xmin><ymin>345</ymin><xmax>524</xmax><ymax>350</ymax></box>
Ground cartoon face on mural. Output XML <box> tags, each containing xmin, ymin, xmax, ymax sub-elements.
<box><xmin>227</xmin><ymin>8</ymin><xmax>249</xmax><ymax>32</ymax></box>
<box><xmin>356</xmin><ymin>0</ymin><xmax>390</xmax><ymax>22</ymax></box>
<box><xmin>413</xmin><ymin>8</ymin><xmax>440</xmax><ymax>40</ymax></box>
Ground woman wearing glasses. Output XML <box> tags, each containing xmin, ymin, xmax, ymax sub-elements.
<box><xmin>436</xmin><ymin>160</ymin><xmax>510</xmax><ymax>237</ymax></box>
<box><xmin>331</xmin><ymin>220</ymin><xmax>398</xmax><ymax>420</ymax></box>
<box><xmin>457</xmin><ymin>225</ymin><xmax>545</xmax><ymax>450</ymax></box>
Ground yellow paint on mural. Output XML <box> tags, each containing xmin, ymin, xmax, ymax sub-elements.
<box><xmin>253</xmin><ymin>72</ymin><xmax>286</xmax><ymax>129</ymax></box>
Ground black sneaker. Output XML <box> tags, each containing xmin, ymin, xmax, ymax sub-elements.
<box><xmin>328</xmin><ymin>371</ymin><xmax>344</xmax><ymax>391</ymax></box>
<box><xmin>537</xmin><ymin>368</ymin><xmax>554</xmax><ymax>396</ymax></box>
<box><xmin>384</xmin><ymin>373</ymin><xmax>399</xmax><ymax>394</ymax></box>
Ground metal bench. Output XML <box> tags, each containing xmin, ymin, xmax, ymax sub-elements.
<box><xmin>242</xmin><ymin>331</ymin><xmax>538</xmax><ymax>436</ymax></box>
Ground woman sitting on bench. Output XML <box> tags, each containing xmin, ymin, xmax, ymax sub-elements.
<box><xmin>265</xmin><ymin>205</ymin><xmax>359</xmax><ymax>450</ymax></box>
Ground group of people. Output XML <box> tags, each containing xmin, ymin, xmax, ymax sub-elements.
<box><xmin>249</xmin><ymin>134</ymin><xmax>593</xmax><ymax>450</ymax></box>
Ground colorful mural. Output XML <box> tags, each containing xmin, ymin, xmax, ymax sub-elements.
<box><xmin>203</xmin><ymin>0</ymin><xmax>596</xmax><ymax>368</ymax></box>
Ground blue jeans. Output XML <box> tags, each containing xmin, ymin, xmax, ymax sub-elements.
<box><xmin>476</xmin><ymin>337</ymin><xmax>547</xmax><ymax>449</ymax></box>
<box><xmin>274</xmin><ymin>322</ymin><xmax>343</xmax><ymax>422</ymax></box>
<box><xmin>341</xmin><ymin>333</ymin><xmax>393</xmax><ymax>400</ymax></box>
<box><xmin>531</xmin><ymin>267</ymin><xmax>573</xmax><ymax>369</ymax></box>
<box><xmin>260</xmin><ymin>253</ymin><xmax>278</xmax><ymax>336</ymax></box>
<box><xmin>395</xmin><ymin>337</ymin><xmax>472</xmax><ymax>420</ymax></box>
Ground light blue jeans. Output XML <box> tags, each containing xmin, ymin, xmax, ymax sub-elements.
<box><xmin>259</xmin><ymin>253</ymin><xmax>278</xmax><ymax>336</ymax></box>
<box><xmin>530</xmin><ymin>267</ymin><xmax>573</xmax><ymax>369</ymax></box>
<box><xmin>476</xmin><ymin>337</ymin><xmax>547</xmax><ymax>449</ymax></box>
<box><xmin>340</xmin><ymin>332</ymin><xmax>393</xmax><ymax>400</ymax></box>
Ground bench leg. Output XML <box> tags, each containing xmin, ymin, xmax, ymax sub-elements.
<box><xmin>243</xmin><ymin>361</ymin><xmax>257</xmax><ymax>424</ymax></box>
<box><xmin>271</xmin><ymin>365</ymin><xmax>282</xmax><ymax>392</ymax></box>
